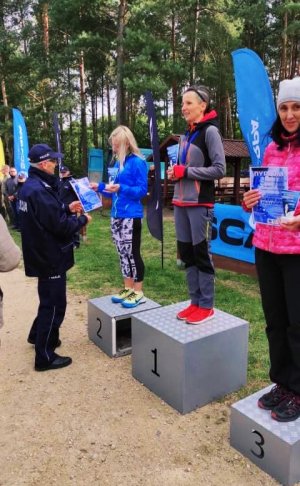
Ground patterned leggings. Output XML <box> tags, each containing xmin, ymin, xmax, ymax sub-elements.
<box><xmin>111</xmin><ymin>217</ymin><xmax>145</xmax><ymax>282</ymax></box>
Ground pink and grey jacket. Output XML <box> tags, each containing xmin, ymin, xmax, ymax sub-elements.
<box><xmin>253</xmin><ymin>140</ymin><xmax>300</xmax><ymax>254</ymax></box>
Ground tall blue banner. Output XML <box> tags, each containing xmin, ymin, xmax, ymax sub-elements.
<box><xmin>145</xmin><ymin>91</ymin><xmax>163</xmax><ymax>244</ymax></box>
<box><xmin>53</xmin><ymin>112</ymin><xmax>63</xmax><ymax>171</ymax></box>
<box><xmin>12</xmin><ymin>108</ymin><xmax>29</xmax><ymax>174</ymax></box>
<box><xmin>232</xmin><ymin>48</ymin><xmax>276</xmax><ymax>166</ymax></box>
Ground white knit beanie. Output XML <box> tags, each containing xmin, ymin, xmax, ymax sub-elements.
<box><xmin>277</xmin><ymin>77</ymin><xmax>300</xmax><ymax>108</ymax></box>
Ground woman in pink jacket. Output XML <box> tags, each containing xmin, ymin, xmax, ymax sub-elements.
<box><xmin>243</xmin><ymin>77</ymin><xmax>300</xmax><ymax>422</ymax></box>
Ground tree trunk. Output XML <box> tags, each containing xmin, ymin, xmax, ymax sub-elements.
<box><xmin>116</xmin><ymin>0</ymin><xmax>127</xmax><ymax>125</ymax></box>
<box><xmin>91</xmin><ymin>91</ymin><xmax>98</xmax><ymax>147</ymax></box>
<box><xmin>290</xmin><ymin>39</ymin><xmax>298</xmax><ymax>78</ymax></box>
<box><xmin>279</xmin><ymin>11</ymin><xmax>288</xmax><ymax>80</ymax></box>
<box><xmin>189</xmin><ymin>0</ymin><xmax>200</xmax><ymax>85</ymax></box>
<box><xmin>41</xmin><ymin>2</ymin><xmax>49</xmax><ymax>58</ymax></box>
<box><xmin>106</xmin><ymin>80</ymin><xmax>112</xmax><ymax>134</ymax></box>
<box><xmin>79</xmin><ymin>52</ymin><xmax>88</xmax><ymax>173</ymax></box>
<box><xmin>225</xmin><ymin>91</ymin><xmax>233</xmax><ymax>139</ymax></box>
<box><xmin>171</xmin><ymin>11</ymin><xmax>179</xmax><ymax>132</ymax></box>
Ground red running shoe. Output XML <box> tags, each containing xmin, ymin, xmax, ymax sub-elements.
<box><xmin>176</xmin><ymin>304</ymin><xmax>199</xmax><ymax>321</ymax></box>
<box><xmin>186</xmin><ymin>307</ymin><xmax>215</xmax><ymax>325</ymax></box>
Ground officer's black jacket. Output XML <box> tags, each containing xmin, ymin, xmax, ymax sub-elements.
<box><xmin>19</xmin><ymin>166</ymin><xmax>87</xmax><ymax>277</ymax></box>
<box><xmin>58</xmin><ymin>175</ymin><xmax>78</xmax><ymax>206</ymax></box>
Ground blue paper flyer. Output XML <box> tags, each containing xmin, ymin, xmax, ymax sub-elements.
<box><xmin>70</xmin><ymin>177</ymin><xmax>102</xmax><ymax>212</ymax></box>
<box><xmin>282</xmin><ymin>190</ymin><xmax>300</xmax><ymax>218</ymax></box>
<box><xmin>250</xmin><ymin>166</ymin><xmax>288</xmax><ymax>224</ymax></box>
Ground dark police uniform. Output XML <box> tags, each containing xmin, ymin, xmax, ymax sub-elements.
<box><xmin>19</xmin><ymin>166</ymin><xmax>88</xmax><ymax>368</ymax></box>
<box><xmin>58</xmin><ymin>173</ymin><xmax>80</xmax><ymax>247</ymax></box>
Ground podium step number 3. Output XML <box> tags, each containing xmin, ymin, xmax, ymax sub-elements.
<box><xmin>230</xmin><ymin>386</ymin><xmax>300</xmax><ymax>486</ymax></box>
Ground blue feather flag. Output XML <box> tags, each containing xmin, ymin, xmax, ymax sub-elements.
<box><xmin>12</xmin><ymin>108</ymin><xmax>29</xmax><ymax>174</ymax></box>
<box><xmin>232</xmin><ymin>48</ymin><xmax>276</xmax><ymax>166</ymax></box>
<box><xmin>144</xmin><ymin>91</ymin><xmax>163</xmax><ymax>265</ymax></box>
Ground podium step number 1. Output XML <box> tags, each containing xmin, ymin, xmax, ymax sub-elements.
<box><xmin>132</xmin><ymin>301</ymin><xmax>249</xmax><ymax>414</ymax></box>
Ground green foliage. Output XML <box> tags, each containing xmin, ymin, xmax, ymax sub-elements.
<box><xmin>0</xmin><ymin>0</ymin><xmax>295</xmax><ymax>165</ymax></box>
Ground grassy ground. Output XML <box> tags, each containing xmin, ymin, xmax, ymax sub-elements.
<box><xmin>12</xmin><ymin>207</ymin><xmax>270</xmax><ymax>397</ymax></box>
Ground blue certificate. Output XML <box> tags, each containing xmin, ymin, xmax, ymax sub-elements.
<box><xmin>250</xmin><ymin>166</ymin><xmax>288</xmax><ymax>224</ymax></box>
<box><xmin>70</xmin><ymin>177</ymin><xmax>102</xmax><ymax>212</ymax></box>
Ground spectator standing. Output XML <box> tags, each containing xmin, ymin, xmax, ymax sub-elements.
<box><xmin>19</xmin><ymin>143</ymin><xmax>91</xmax><ymax>372</ymax></box>
<box><xmin>0</xmin><ymin>164</ymin><xmax>10</xmax><ymax>220</ymax></box>
<box><xmin>4</xmin><ymin>167</ymin><xmax>18</xmax><ymax>228</ymax></box>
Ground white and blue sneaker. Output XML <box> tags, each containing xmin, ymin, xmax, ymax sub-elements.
<box><xmin>111</xmin><ymin>288</ymin><xmax>134</xmax><ymax>303</ymax></box>
<box><xmin>121</xmin><ymin>291</ymin><xmax>145</xmax><ymax>308</ymax></box>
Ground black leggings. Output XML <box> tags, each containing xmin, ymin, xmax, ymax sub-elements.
<box><xmin>255</xmin><ymin>248</ymin><xmax>300</xmax><ymax>394</ymax></box>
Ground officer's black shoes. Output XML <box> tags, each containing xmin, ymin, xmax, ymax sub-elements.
<box><xmin>35</xmin><ymin>356</ymin><xmax>72</xmax><ymax>372</ymax></box>
<box><xmin>28</xmin><ymin>337</ymin><xmax>62</xmax><ymax>348</ymax></box>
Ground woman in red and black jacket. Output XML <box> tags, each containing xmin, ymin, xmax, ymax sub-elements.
<box><xmin>167</xmin><ymin>86</ymin><xmax>226</xmax><ymax>325</ymax></box>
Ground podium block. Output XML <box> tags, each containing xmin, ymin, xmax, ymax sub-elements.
<box><xmin>132</xmin><ymin>301</ymin><xmax>248</xmax><ymax>414</ymax></box>
<box><xmin>230</xmin><ymin>386</ymin><xmax>300</xmax><ymax>486</ymax></box>
<box><xmin>88</xmin><ymin>295</ymin><xmax>160</xmax><ymax>358</ymax></box>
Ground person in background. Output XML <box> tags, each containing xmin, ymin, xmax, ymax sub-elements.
<box><xmin>4</xmin><ymin>166</ymin><xmax>18</xmax><ymax>228</ymax></box>
<box><xmin>1</xmin><ymin>164</ymin><xmax>10</xmax><ymax>221</ymax></box>
<box><xmin>19</xmin><ymin>143</ymin><xmax>92</xmax><ymax>372</ymax></box>
<box><xmin>90</xmin><ymin>125</ymin><xmax>148</xmax><ymax>308</ymax></box>
<box><xmin>58</xmin><ymin>165</ymin><xmax>81</xmax><ymax>248</ymax></box>
<box><xmin>167</xmin><ymin>85</ymin><xmax>226</xmax><ymax>325</ymax></box>
<box><xmin>243</xmin><ymin>77</ymin><xmax>300</xmax><ymax>422</ymax></box>
<box><xmin>14</xmin><ymin>172</ymin><xmax>27</xmax><ymax>231</ymax></box>
<box><xmin>0</xmin><ymin>214</ymin><xmax>21</xmax><ymax>347</ymax></box>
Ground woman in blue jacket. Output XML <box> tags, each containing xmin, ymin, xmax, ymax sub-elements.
<box><xmin>91</xmin><ymin>126</ymin><xmax>148</xmax><ymax>308</ymax></box>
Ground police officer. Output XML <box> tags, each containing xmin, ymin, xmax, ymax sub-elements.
<box><xmin>19</xmin><ymin>143</ymin><xmax>91</xmax><ymax>371</ymax></box>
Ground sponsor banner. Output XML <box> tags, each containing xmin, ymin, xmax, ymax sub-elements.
<box><xmin>211</xmin><ymin>203</ymin><xmax>255</xmax><ymax>264</ymax></box>
<box><xmin>12</xmin><ymin>108</ymin><xmax>29</xmax><ymax>174</ymax></box>
<box><xmin>145</xmin><ymin>90</ymin><xmax>163</xmax><ymax>243</ymax></box>
<box><xmin>232</xmin><ymin>48</ymin><xmax>276</xmax><ymax>166</ymax></box>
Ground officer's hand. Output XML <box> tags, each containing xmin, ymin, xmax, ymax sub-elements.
<box><xmin>84</xmin><ymin>213</ymin><xmax>92</xmax><ymax>224</ymax></box>
<box><xmin>69</xmin><ymin>201</ymin><xmax>83</xmax><ymax>213</ymax></box>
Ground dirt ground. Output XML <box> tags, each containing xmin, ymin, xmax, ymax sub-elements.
<box><xmin>0</xmin><ymin>267</ymin><xmax>287</xmax><ymax>486</ymax></box>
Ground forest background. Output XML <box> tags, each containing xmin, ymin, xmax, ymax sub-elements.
<box><xmin>0</xmin><ymin>0</ymin><xmax>299</xmax><ymax>175</ymax></box>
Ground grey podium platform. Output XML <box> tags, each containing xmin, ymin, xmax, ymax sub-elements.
<box><xmin>88</xmin><ymin>295</ymin><xmax>160</xmax><ymax>358</ymax></box>
<box><xmin>132</xmin><ymin>300</ymin><xmax>249</xmax><ymax>414</ymax></box>
<box><xmin>231</xmin><ymin>386</ymin><xmax>300</xmax><ymax>486</ymax></box>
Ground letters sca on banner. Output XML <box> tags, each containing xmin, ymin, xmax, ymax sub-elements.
<box><xmin>12</xmin><ymin>108</ymin><xmax>29</xmax><ymax>175</ymax></box>
<box><xmin>211</xmin><ymin>203</ymin><xmax>255</xmax><ymax>264</ymax></box>
<box><xmin>231</xmin><ymin>48</ymin><xmax>276</xmax><ymax>166</ymax></box>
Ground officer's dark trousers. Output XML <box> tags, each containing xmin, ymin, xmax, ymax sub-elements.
<box><xmin>28</xmin><ymin>274</ymin><xmax>67</xmax><ymax>367</ymax></box>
